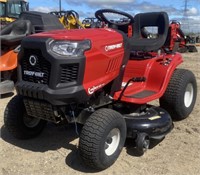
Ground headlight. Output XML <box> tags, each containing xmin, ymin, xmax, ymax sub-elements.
<box><xmin>50</xmin><ymin>40</ymin><xmax>91</xmax><ymax>56</ymax></box>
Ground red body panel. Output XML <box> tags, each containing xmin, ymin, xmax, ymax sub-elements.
<box><xmin>83</xmin><ymin>30</ymin><xmax>124</xmax><ymax>95</ymax></box>
<box><xmin>113</xmin><ymin>53</ymin><xmax>183</xmax><ymax>104</ymax></box>
<box><xmin>31</xmin><ymin>28</ymin><xmax>122</xmax><ymax>41</ymax></box>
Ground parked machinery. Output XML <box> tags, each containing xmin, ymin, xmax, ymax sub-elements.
<box><xmin>0</xmin><ymin>0</ymin><xmax>28</xmax><ymax>28</ymax></box>
<box><xmin>50</xmin><ymin>10</ymin><xmax>85</xmax><ymax>29</ymax></box>
<box><xmin>165</xmin><ymin>21</ymin><xmax>198</xmax><ymax>53</ymax></box>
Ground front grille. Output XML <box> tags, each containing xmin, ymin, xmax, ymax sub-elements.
<box><xmin>22</xmin><ymin>49</ymin><xmax>51</xmax><ymax>84</ymax></box>
<box><xmin>60</xmin><ymin>64</ymin><xmax>79</xmax><ymax>83</ymax></box>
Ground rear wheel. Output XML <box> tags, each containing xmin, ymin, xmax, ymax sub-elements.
<box><xmin>160</xmin><ymin>69</ymin><xmax>197</xmax><ymax>120</ymax></box>
<box><xmin>79</xmin><ymin>108</ymin><xmax>126</xmax><ymax>170</ymax></box>
<box><xmin>187</xmin><ymin>45</ymin><xmax>198</xmax><ymax>52</ymax></box>
<box><xmin>177</xmin><ymin>46</ymin><xmax>188</xmax><ymax>53</ymax></box>
<box><xmin>4</xmin><ymin>95</ymin><xmax>47</xmax><ymax>139</ymax></box>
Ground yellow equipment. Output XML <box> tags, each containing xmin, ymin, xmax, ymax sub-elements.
<box><xmin>0</xmin><ymin>0</ymin><xmax>28</xmax><ymax>28</ymax></box>
<box><xmin>82</xmin><ymin>17</ymin><xmax>102</xmax><ymax>28</ymax></box>
<box><xmin>50</xmin><ymin>10</ymin><xmax>85</xmax><ymax>29</ymax></box>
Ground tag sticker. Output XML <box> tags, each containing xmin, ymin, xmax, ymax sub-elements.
<box><xmin>148</xmin><ymin>116</ymin><xmax>161</xmax><ymax>120</ymax></box>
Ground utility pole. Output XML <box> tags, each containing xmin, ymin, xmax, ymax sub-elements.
<box><xmin>59</xmin><ymin>0</ymin><xmax>61</xmax><ymax>12</ymax></box>
<box><xmin>182</xmin><ymin>0</ymin><xmax>190</xmax><ymax>34</ymax></box>
<box><xmin>183</xmin><ymin>0</ymin><xmax>188</xmax><ymax>18</ymax></box>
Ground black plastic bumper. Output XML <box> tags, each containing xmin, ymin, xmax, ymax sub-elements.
<box><xmin>16</xmin><ymin>81</ymin><xmax>89</xmax><ymax>105</ymax></box>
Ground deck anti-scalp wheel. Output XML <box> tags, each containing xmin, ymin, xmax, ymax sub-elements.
<box><xmin>4</xmin><ymin>95</ymin><xmax>47</xmax><ymax>139</ymax></box>
<box><xmin>79</xmin><ymin>108</ymin><xmax>126</xmax><ymax>170</ymax></box>
<box><xmin>136</xmin><ymin>133</ymin><xmax>150</xmax><ymax>155</ymax></box>
<box><xmin>160</xmin><ymin>68</ymin><xmax>197</xmax><ymax>120</ymax></box>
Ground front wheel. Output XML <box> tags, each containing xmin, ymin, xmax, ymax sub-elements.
<box><xmin>4</xmin><ymin>95</ymin><xmax>47</xmax><ymax>139</ymax></box>
<box><xmin>79</xmin><ymin>108</ymin><xmax>126</xmax><ymax>170</ymax></box>
<box><xmin>160</xmin><ymin>69</ymin><xmax>197</xmax><ymax>120</ymax></box>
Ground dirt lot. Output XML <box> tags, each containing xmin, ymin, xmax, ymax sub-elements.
<box><xmin>0</xmin><ymin>48</ymin><xmax>200</xmax><ymax>175</ymax></box>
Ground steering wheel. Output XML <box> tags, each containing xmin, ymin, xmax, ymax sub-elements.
<box><xmin>64</xmin><ymin>10</ymin><xmax>79</xmax><ymax>20</ymax></box>
<box><xmin>95</xmin><ymin>9</ymin><xmax>134</xmax><ymax>26</ymax></box>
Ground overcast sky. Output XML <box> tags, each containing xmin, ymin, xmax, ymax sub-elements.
<box><xmin>29</xmin><ymin>0</ymin><xmax>200</xmax><ymax>33</ymax></box>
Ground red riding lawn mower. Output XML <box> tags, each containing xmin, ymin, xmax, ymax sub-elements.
<box><xmin>165</xmin><ymin>20</ymin><xmax>198</xmax><ymax>53</ymax></box>
<box><xmin>4</xmin><ymin>9</ymin><xmax>197</xmax><ymax>170</ymax></box>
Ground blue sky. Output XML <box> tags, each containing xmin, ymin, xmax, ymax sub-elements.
<box><xmin>29</xmin><ymin>0</ymin><xmax>200</xmax><ymax>32</ymax></box>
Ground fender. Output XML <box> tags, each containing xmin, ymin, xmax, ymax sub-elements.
<box><xmin>0</xmin><ymin>50</ymin><xmax>18</xmax><ymax>71</ymax></box>
<box><xmin>113</xmin><ymin>52</ymin><xmax>183</xmax><ymax>104</ymax></box>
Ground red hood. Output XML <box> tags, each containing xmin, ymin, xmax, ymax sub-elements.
<box><xmin>29</xmin><ymin>28</ymin><xmax>122</xmax><ymax>41</ymax></box>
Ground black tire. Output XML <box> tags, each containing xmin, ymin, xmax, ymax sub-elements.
<box><xmin>160</xmin><ymin>69</ymin><xmax>197</xmax><ymax>120</ymax></box>
<box><xmin>187</xmin><ymin>45</ymin><xmax>198</xmax><ymax>52</ymax></box>
<box><xmin>136</xmin><ymin>133</ymin><xmax>150</xmax><ymax>155</ymax></box>
<box><xmin>4</xmin><ymin>95</ymin><xmax>47</xmax><ymax>139</ymax></box>
<box><xmin>79</xmin><ymin>108</ymin><xmax>126</xmax><ymax>170</ymax></box>
<box><xmin>177</xmin><ymin>46</ymin><xmax>188</xmax><ymax>53</ymax></box>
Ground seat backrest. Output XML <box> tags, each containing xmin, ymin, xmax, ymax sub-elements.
<box><xmin>0</xmin><ymin>20</ymin><xmax>32</xmax><ymax>36</ymax></box>
<box><xmin>0</xmin><ymin>20</ymin><xmax>32</xmax><ymax>46</ymax></box>
<box><xmin>20</xmin><ymin>11</ymin><xmax>64</xmax><ymax>33</ymax></box>
<box><xmin>129</xmin><ymin>12</ymin><xmax>169</xmax><ymax>51</ymax></box>
<box><xmin>10</xmin><ymin>20</ymin><xmax>32</xmax><ymax>36</ymax></box>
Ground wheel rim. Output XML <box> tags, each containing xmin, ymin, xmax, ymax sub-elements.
<box><xmin>104</xmin><ymin>128</ymin><xmax>120</xmax><ymax>156</ymax></box>
<box><xmin>184</xmin><ymin>83</ymin><xmax>194</xmax><ymax>108</ymax></box>
<box><xmin>142</xmin><ymin>138</ymin><xmax>150</xmax><ymax>152</ymax></box>
<box><xmin>23</xmin><ymin>114</ymin><xmax>41</xmax><ymax>128</ymax></box>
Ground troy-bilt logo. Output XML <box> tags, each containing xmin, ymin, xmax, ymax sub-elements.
<box><xmin>29</xmin><ymin>55</ymin><xmax>37</xmax><ymax>66</ymax></box>
<box><xmin>105</xmin><ymin>43</ymin><xmax>122</xmax><ymax>52</ymax></box>
<box><xmin>88</xmin><ymin>83</ymin><xmax>105</xmax><ymax>95</ymax></box>
<box><xmin>24</xmin><ymin>70</ymin><xmax>45</xmax><ymax>78</ymax></box>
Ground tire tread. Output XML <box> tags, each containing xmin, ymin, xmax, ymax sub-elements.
<box><xmin>160</xmin><ymin>68</ymin><xmax>197</xmax><ymax>120</ymax></box>
<box><xmin>79</xmin><ymin>108</ymin><xmax>126</xmax><ymax>169</ymax></box>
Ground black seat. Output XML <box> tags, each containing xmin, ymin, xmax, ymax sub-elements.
<box><xmin>20</xmin><ymin>11</ymin><xmax>64</xmax><ymax>33</ymax></box>
<box><xmin>129</xmin><ymin>12</ymin><xmax>169</xmax><ymax>51</ymax></box>
<box><xmin>0</xmin><ymin>20</ymin><xmax>32</xmax><ymax>46</ymax></box>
